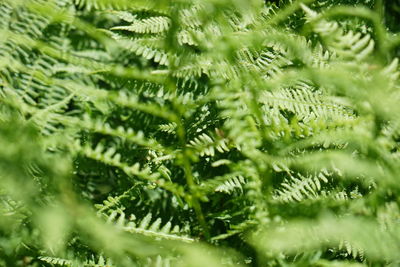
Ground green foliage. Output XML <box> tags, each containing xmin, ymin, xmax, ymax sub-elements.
<box><xmin>1</xmin><ymin>0</ymin><xmax>400</xmax><ymax>266</ymax></box>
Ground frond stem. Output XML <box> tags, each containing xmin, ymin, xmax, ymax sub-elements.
<box><xmin>176</xmin><ymin>119</ymin><xmax>210</xmax><ymax>240</ymax></box>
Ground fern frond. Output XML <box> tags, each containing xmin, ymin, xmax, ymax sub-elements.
<box><xmin>260</xmin><ymin>83</ymin><xmax>353</xmax><ymax>122</ymax></box>
<box><xmin>337</xmin><ymin>240</ymin><xmax>365</xmax><ymax>261</ymax></box>
<box><xmin>39</xmin><ymin>255</ymin><xmax>114</xmax><ymax>267</ymax></box>
<box><xmin>105</xmin><ymin>211</ymin><xmax>195</xmax><ymax>243</ymax></box>
<box><xmin>215</xmin><ymin>175</ymin><xmax>246</xmax><ymax>195</ymax></box>
<box><xmin>73</xmin><ymin>141</ymin><xmax>184</xmax><ymax>196</ymax></box>
<box><xmin>158</xmin><ymin>122</ymin><xmax>177</xmax><ymax>135</ymax></box>
<box><xmin>274</xmin><ymin>171</ymin><xmax>330</xmax><ymax>202</ymax></box>
<box><xmin>302</xmin><ymin>5</ymin><xmax>375</xmax><ymax>61</ymax></box>
<box><xmin>39</xmin><ymin>256</ymin><xmax>72</xmax><ymax>266</ymax></box>
<box><xmin>112</xmin><ymin>16</ymin><xmax>170</xmax><ymax>34</ymax></box>
<box><xmin>3</xmin><ymin>0</ymin><xmax>400</xmax><ymax>266</ymax></box>
<box><xmin>188</xmin><ymin>131</ymin><xmax>230</xmax><ymax>157</ymax></box>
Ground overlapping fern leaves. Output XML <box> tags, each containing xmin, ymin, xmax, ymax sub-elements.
<box><xmin>1</xmin><ymin>0</ymin><xmax>400</xmax><ymax>266</ymax></box>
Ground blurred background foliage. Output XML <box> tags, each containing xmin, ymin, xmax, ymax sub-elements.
<box><xmin>1</xmin><ymin>0</ymin><xmax>400</xmax><ymax>266</ymax></box>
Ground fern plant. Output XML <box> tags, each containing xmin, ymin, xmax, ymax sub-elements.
<box><xmin>1</xmin><ymin>0</ymin><xmax>400</xmax><ymax>266</ymax></box>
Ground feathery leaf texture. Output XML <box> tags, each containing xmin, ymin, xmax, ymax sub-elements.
<box><xmin>1</xmin><ymin>0</ymin><xmax>400</xmax><ymax>266</ymax></box>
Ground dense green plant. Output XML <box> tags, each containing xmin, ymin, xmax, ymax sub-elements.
<box><xmin>1</xmin><ymin>0</ymin><xmax>400</xmax><ymax>266</ymax></box>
